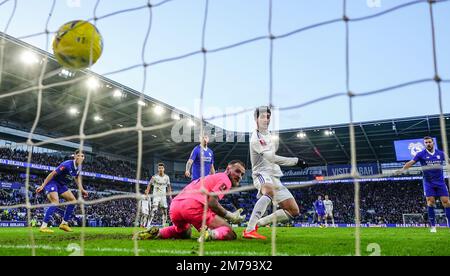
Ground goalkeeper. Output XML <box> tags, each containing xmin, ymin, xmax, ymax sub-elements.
<box><xmin>137</xmin><ymin>160</ymin><xmax>246</xmax><ymax>241</ymax></box>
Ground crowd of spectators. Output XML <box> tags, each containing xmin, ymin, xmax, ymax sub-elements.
<box><xmin>0</xmin><ymin>148</ymin><xmax>150</xmax><ymax>180</ymax></box>
<box><xmin>0</xmin><ymin>167</ymin><xmax>441</xmax><ymax>227</ymax></box>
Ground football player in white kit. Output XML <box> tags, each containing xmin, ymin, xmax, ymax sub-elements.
<box><xmin>145</xmin><ymin>163</ymin><xmax>172</xmax><ymax>228</ymax></box>
<box><xmin>323</xmin><ymin>195</ymin><xmax>335</xmax><ymax>227</ymax></box>
<box><xmin>243</xmin><ymin>106</ymin><xmax>308</xmax><ymax>240</ymax></box>
<box><xmin>139</xmin><ymin>195</ymin><xmax>150</xmax><ymax>228</ymax></box>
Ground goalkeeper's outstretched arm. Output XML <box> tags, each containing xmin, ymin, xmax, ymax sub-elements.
<box><xmin>208</xmin><ymin>196</ymin><xmax>244</xmax><ymax>223</ymax></box>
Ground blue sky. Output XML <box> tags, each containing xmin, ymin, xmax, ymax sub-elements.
<box><xmin>1</xmin><ymin>0</ymin><xmax>449</xmax><ymax>132</ymax></box>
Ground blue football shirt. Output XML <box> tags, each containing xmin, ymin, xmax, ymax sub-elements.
<box><xmin>413</xmin><ymin>149</ymin><xmax>446</xmax><ymax>185</ymax></box>
<box><xmin>53</xmin><ymin>160</ymin><xmax>81</xmax><ymax>186</ymax></box>
<box><xmin>189</xmin><ymin>145</ymin><xmax>214</xmax><ymax>181</ymax></box>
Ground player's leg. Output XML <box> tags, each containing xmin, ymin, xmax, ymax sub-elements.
<box><xmin>426</xmin><ymin>196</ymin><xmax>437</xmax><ymax>232</ymax></box>
<box><xmin>140</xmin><ymin>214</ymin><xmax>148</xmax><ymax>228</ymax></box>
<box><xmin>257</xmin><ymin>197</ymin><xmax>298</xmax><ymax>227</ymax></box>
<box><xmin>140</xmin><ymin>200</ymin><xmax>149</xmax><ymax>227</ymax></box>
<box><xmin>161</xmin><ymin>196</ymin><xmax>168</xmax><ymax>226</ymax></box>
<box><xmin>324</xmin><ymin>213</ymin><xmax>328</xmax><ymax>227</ymax></box>
<box><xmin>256</xmin><ymin>182</ymin><xmax>298</xmax><ymax>228</ymax></box>
<box><xmin>161</xmin><ymin>207</ymin><xmax>168</xmax><ymax>226</ymax></box>
<box><xmin>59</xmin><ymin>189</ymin><xmax>77</xmax><ymax>232</ymax></box>
<box><xmin>318</xmin><ymin>215</ymin><xmax>324</xmax><ymax>227</ymax></box>
<box><xmin>147</xmin><ymin>197</ymin><xmax>159</xmax><ymax>228</ymax></box>
<box><xmin>435</xmin><ymin>183</ymin><xmax>450</xmax><ymax>227</ymax></box>
<box><xmin>158</xmin><ymin>200</ymin><xmax>193</xmax><ymax>239</ymax></box>
<box><xmin>244</xmin><ymin>186</ymin><xmax>274</xmax><ymax>239</ymax></box>
<box><xmin>141</xmin><ymin>223</ymin><xmax>191</xmax><ymax>240</ymax></box>
<box><xmin>331</xmin><ymin>213</ymin><xmax>335</xmax><ymax>227</ymax></box>
<box><xmin>198</xmin><ymin>214</ymin><xmax>236</xmax><ymax>242</ymax></box>
<box><xmin>155</xmin><ymin>222</ymin><xmax>191</xmax><ymax>239</ymax></box>
<box><xmin>139</xmin><ymin>200</ymin><xmax>191</xmax><ymax>240</ymax></box>
<box><xmin>439</xmin><ymin>196</ymin><xmax>450</xmax><ymax>227</ymax></box>
<box><xmin>244</xmin><ymin>174</ymin><xmax>276</xmax><ymax>237</ymax></box>
<box><xmin>424</xmin><ymin>183</ymin><xmax>438</xmax><ymax>232</ymax></box>
<box><xmin>40</xmin><ymin>189</ymin><xmax>59</xmax><ymax>233</ymax></box>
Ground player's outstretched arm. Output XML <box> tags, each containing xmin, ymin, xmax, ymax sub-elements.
<box><xmin>395</xmin><ymin>160</ymin><xmax>416</xmax><ymax>175</ymax></box>
<box><xmin>251</xmin><ymin>139</ymin><xmax>307</xmax><ymax>168</ymax></box>
<box><xmin>36</xmin><ymin>171</ymin><xmax>57</xmax><ymax>193</ymax></box>
<box><xmin>262</xmin><ymin>150</ymin><xmax>308</xmax><ymax>168</ymax></box>
<box><xmin>74</xmin><ymin>176</ymin><xmax>88</xmax><ymax>198</ymax></box>
<box><xmin>207</xmin><ymin>196</ymin><xmax>244</xmax><ymax>224</ymax></box>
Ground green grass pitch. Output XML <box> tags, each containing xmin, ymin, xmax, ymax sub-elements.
<box><xmin>0</xmin><ymin>227</ymin><xmax>448</xmax><ymax>256</ymax></box>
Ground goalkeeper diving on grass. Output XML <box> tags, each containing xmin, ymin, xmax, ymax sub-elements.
<box><xmin>136</xmin><ymin>160</ymin><xmax>246</xmax><ymax>241</ymax></box>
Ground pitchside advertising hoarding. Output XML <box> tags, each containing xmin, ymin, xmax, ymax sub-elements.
<box><xmin>283</xmin><ymin>163</ymin><xmax>379</xmax><ymax>178</ymax></box>
<box><xmin>0</xmin><ymin>221</ymin><xmax>27</xmax><ymax>227</ymax></box>
<box><xmin>394</xmin><ymin>137</ymin><xmax>438</xmax><ymax>161</ymax></box>
<box><xmin>282</xmin><ymin>167</ymin><xmax>324</xmax><ymax>179</ymax></box>
<box><xmin>0</xmin><ymin>181</ymin><xmax>22</xmax><ymax>189</ymax></box>
<box><xmin>326</xmin><ymin>163</ymin><xmax>379</xmax><ymax>176</ymax></box>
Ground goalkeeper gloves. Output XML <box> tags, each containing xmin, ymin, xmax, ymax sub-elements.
<box><xmin>224</xmin><ymin>208</ymin><xmax>246</xmax><ymax>224</ymax></box>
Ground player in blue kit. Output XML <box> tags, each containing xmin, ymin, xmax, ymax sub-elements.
<box><xmin>36</xmin><ymin>150</ymin><xmax>88</xmax><ymax>233</ymax></box>
<box><xmin>396</xmin><ymin>136</ymin><xmax>450</xmax><ymax>232</ymax></box>
<box><xmin>185</xmin><ymin>134</ymin><xmax>215</xmax><ymax>181</ymax></box>
<box><xmin>314</xmin><ymin>195</ymin><xmax>326</xmax><ymax>228</ymax></box>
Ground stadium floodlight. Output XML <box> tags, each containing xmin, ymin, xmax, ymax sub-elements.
<box><xmin>68</xmin><ymin>107</ymin><xmax>79</xmax><ymax>116</ymax></box>
<box><xmin>20</xmin><ymin>50</ymin><xmax>40</xmax><ymax>65</ymax></box>
<box><xmin>171</xmin><ymin>113</ymin><xmax>181</xmax><ymax>120</ymax></box>
<box><xmin>93</xmin><ymin>115</ymin><xmax>103</xmax><ymax>122</ymax></box>
<box><xmin>153</xmin><ymin>105</ymin><xmax>165</xmax><ymax>115</ymax></box>
<box><xmin>59</xmin><ymin>69</ymin><xmax>73</xmax><ymax>78</ymax></box>
<box><xmin>137</xmin><ymin>100</ymin><xmax>147</xmax><ymax>107</ymax></box>
<box><xmin>152</xmin><ymin>134</ymin><xmax>157</xmax><ymax>138</ymax></box>
<box><xmin>113</xmin><ymin>89</ymin><xmax>123</xmax><ymax>98</ymax></box>
<box><xmin>87</xmin><ymin>77</ymin><xmax>100</xmax><ymax>89</ymax></box>
<box><xmin>117</xmin><ymin>124</ymin><xmax>124</xmax><ymax>128</ymax></box>
<box><xmin>324</xmin><ymin>130</ymin><xmax>334</xmax><ymax>136</ymax></box>
<box><xmin>297</xmin><ymin>132</ymin><xmax>307</xmax><ymax>139</ymax></box>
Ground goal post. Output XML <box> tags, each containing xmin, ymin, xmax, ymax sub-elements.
<box><xmin>402</xmin><ymin>213</ymin><xmax>424</xmax><ymax>225</ymax></box>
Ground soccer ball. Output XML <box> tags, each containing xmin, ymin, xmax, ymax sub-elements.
<box><xmin>52</xmin><ymin>20</ymin><xmax>103</xmax><ymax>70</ymax></box>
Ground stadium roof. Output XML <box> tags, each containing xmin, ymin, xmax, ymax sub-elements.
<box><xmin>1</xmin><ymin>32</ymin><xmax>449</xmax><ymax>167</ymax></box>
